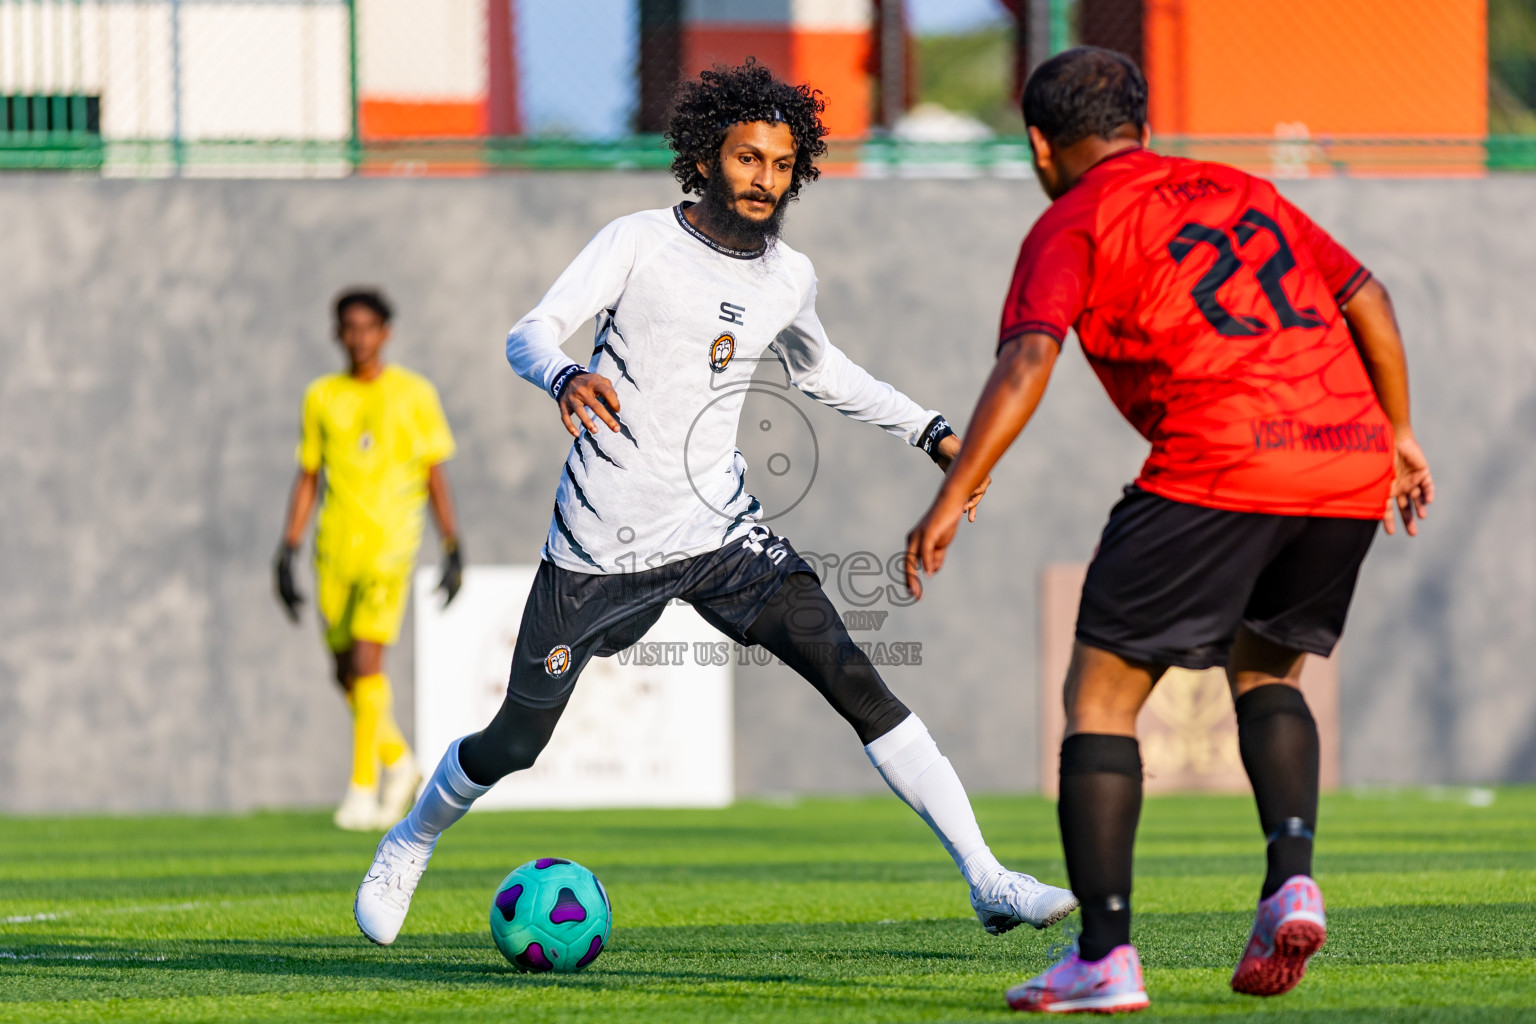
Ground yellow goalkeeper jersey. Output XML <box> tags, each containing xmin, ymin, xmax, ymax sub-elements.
<box><xmin>297</xmin><ymin>365</ymin><xmax>456</xmax><ymax>574</ymax></box>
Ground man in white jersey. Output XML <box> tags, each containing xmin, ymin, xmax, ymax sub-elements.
<box><xmin>354</xmin><ymin>61</ymin><xmax>1077</xmax><ymax>953</ymax></box>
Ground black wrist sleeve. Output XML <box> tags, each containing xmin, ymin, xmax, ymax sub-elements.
<box><xmin>918</xmin><ymin>415</ymin><xmax>956</xmax><ymax>464</ymax></box>
<box><xmin>549</xmin><ymin>364</ymin><xmax>584</xmax><ymax>401</ymax></box>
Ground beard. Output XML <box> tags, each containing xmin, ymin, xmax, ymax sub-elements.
<box><xmin>696</xmin><ymin>164</ymin><xmax>789</xmax><ymax>251</ymax></box>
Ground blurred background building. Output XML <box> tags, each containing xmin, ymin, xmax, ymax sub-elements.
<box><xmin>1</xmin><ymin>2</ymin><xmax>1533</xmax><ymax>811</ymax></box>
<box><xmin>0</xmin><ymin>0</ymin><xmax>1530</xmax><ymax>175</ymax></box>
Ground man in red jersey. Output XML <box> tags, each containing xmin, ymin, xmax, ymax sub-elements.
<box><xmin>905</xmin><ymin>48</ymin><xmax>1433</xmax><ymax>1014</ymax></box>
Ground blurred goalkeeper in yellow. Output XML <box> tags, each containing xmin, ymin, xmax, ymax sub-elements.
<box><xmin>274</xmin><ymin>287</ymin><xmax>464</xmax><ymax>831</ymax></box>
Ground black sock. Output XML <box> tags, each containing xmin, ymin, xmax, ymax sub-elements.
<box><xmin>1235</xmin><ymin>684</ymin><xmax>1319</xmax><ymax>900</ymax></box>
<box><xmin>1058</xmin><ymin>734</ymin><xmax>1142</xmax><ymax>962</ymax></box>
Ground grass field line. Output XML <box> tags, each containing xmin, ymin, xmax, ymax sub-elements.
<box><xmin>3</xmin><ymin>901</ymin><xmax>209</xmax><ymax>925</ymax></box>
<box><xmin>0</xmin><ymin>950</ymin><xmax>170</xmax><ymax>962</ymax></box>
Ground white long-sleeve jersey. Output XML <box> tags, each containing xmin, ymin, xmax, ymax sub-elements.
<box><xmin>506</xmin><ymin>203</ymin><xmax>942</xmax><ymax>574</ymax></box>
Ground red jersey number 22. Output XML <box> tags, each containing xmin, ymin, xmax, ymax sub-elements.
<box><xmin>1168</xmin><ymin>207</ymin><xmax>1327</xmax><ymax>338</ymax></box>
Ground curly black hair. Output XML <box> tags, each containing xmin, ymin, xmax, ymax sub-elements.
<box><xmin>666</xmin><ymin>59</ymin><xmax>829</xmax><ymax>202</ymax></box>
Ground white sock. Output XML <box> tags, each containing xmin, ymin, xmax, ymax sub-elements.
<box><xmin>394</xmin><ymin>737</ymin><xmax>492</xmax><ymax>856</ymax></box>
<box><xmin>865</xmin><ymin>714</ymin><xmax>1004</xmax><ymax>888</ymax></box>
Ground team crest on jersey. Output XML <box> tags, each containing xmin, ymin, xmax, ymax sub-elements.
<box><xmin>358</xmin><ymin>431</ymin><xmax>374</xmax><ymax>452</ymax></box>
<box><xmin>709</xmin><ymin>332</ymin><xmax>736</xmax><ymax>373</ymax></box>
<box><xmin>545</xmin><ymin>644</ymin><xmax>572</xmax><ymax>678</ymax></box>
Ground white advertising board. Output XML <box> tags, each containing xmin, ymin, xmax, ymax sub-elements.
<box><xmin>414</xmin><ymin>566</ymin><xmax>733</xmax><ymax>809</ymax></box>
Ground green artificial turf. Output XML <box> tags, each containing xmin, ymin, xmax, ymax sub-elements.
<box><xmin>3</xmin><ymin>789</ymin><xmax>1534</xmax><ymax>1022</ymax></box>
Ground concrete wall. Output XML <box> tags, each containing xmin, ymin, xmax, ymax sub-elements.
<box><xmin>0</xmin><ymin>172</ymin><xmax>1531</xmax><ymax>812</ymax></box>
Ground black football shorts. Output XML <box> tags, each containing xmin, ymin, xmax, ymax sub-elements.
<box><xmin>1075</xmin><ymin>486</ymin><xmax>1377</xmax><ymax>670</ymax></box>
<box><xmin>503</xmin><ymin>526</ymin><xmax>816</xmax><ymax>709</ymax></box>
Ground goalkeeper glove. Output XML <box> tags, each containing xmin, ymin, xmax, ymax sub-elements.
<box><xmin>273</xmin><ymin>542</ymin><xmax>304</xmax><ymax>623</ymax></box>
<box><xmin>437</xmin><ymin>537</ymin><xmax>464</xmax><ymax>606</ymax></box>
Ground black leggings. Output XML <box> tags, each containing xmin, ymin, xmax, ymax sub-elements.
<box><xmin>458</xmin><ymin>572</ymin><xmax>910</xmax><ymax>785</ymax></box>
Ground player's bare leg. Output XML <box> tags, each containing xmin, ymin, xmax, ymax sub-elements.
<box><xmin>1008</xmin><ymin>643</ymin><xmax>1155</xmax><ymax>1013</ymax></box>
<box><xmin>1227</xmin><ymin>628</ymin><xmax>1326</xmax><ymax>996</ymax></box>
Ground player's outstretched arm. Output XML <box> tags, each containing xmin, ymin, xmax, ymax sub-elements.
<box><xmin>427</xmin><ymin>463</ymin><xmax>464</xmax><ymax>605</ymax></box>
<box><xmin>1342</xmin><ymin>278</ymin><xmax>1434</xmax><ymax>536</ymax></box>
<box><xmin>772</xmin><ymin>281</ymin><xmax>990</xmax><ymax>510</ymax></box>
<box><xmin>905</xmin><ymin>333</ymin><xmax>1060</xmax><ymax>599</ymax></box>
<box><xmin>786</xmin><ymin>338</ymin><xmax>992</xmax><ymax>515</ymax></box>
<box><xmin>275</xmin><ymin>468</ymin><xmax>318</xmax><ymax>622</ymax></box>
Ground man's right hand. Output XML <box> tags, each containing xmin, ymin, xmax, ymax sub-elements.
<box><xmin>558</xmin><ymin>372</ymin><xmax>622</xmax><ymax>438</ymax></box>
<box><xmin>1384</xmin><ymin>430</ymin><xmax>1434</xmax><ymax>537</ymax></box>
<box><xmin>903</xmin><ymin>491</ymin><xmax>969</xmax><ymax>602</ymax></box>
<box><xmin>273</xmin><ymin>543</ymin><xmax>304</xmax><ymax>623</ymax></box>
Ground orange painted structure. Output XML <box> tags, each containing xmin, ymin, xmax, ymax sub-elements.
<box><xmin>360</xmin><ymin>100</ymin><xmax>483</xmax><ymax>140</ymax></box>
<box><xmin>1080</xmin><ymin>0</ymin><xmax>1487</xmax><ymax>174</ymax></box>
<box><xmin>679</xmin><ymin>27</ymin><xmax>871</xmax><ymax>137</ymax></box>
<box><xmin>1142</xmin><ymin>0</ymin><xmax>1485</xmax><ymax>138</ymax></box>
<box><xmin>356</xmin><ymin>0</ymin><xmax>518</xmax><ymax>142</ymax></box>
<box><xmin>639</xmin><ymin>1</ymin><xmax>875</xmax><ymax>138</ymax></box>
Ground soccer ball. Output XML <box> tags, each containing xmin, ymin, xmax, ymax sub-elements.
<box><xmin>489</xmin><ymin>857</ymin><xmax>611</xmax><ymax>972</ymax></box>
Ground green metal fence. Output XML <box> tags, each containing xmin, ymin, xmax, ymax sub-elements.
<box><xmin>1</xmin><ymin>0</ymin><xmax>1533</xmax><ymax>176</ymax></box>
<box><xmin>6</xmin><ymin>134</ymin><xmax>1529</xmax><ymax>177</ymax></box>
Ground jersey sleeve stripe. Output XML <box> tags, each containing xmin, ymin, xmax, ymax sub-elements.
<box><xmin>999</xmin><ymin>320</ymin><xmax>1067</xmax><ymax>351</ymax></box>
<box><xmin>1334</xmin><ymin>266</ymin><xmax>1372</xmax><ymax>306</ymax></box>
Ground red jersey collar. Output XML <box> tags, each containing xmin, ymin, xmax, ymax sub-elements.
<box><xmin>1078</xmin><ymin>145</ymin><xmax>1154</xmax><ymax>183</ymax></box>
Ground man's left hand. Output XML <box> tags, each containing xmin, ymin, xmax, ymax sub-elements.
<box><xmin>1384</xmin><ymin>431</ymin><xmax>1434</xmax><ymax>537</ymax></box>
<box><xmin>930</xmin><ymin>434</ymin><xmax>990</xmax><ymax>522</ymax></box>
<box><xmin>437</xmin><ymin>538</ymin><xmax>464</xmax><ymax>606</ymax></box>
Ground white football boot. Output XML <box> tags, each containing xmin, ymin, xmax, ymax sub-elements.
<box><xmin>354</xmin><ymin>826</ymin><xmax>433</xmax><ymax>945</ymax></box>
<box><xmin>376</xmin><ymin>754</ymin><xmax>423</xmax><ymax>829</ymax></box>
<box><xmin>333</xmin><ymin>784</ymin><xmax>382</xmax><ymax>832</ymax></box>
<box><xmin>971</xmin><ymin>869</ymin><xmax>1080</xmax><ymax>934</ymax></box>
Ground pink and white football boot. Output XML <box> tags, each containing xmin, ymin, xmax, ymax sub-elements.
<box><xmin>1006</xmin><ymin>943</ymin><xmax>1150</xmax><ymax>1014</ymax></box>
<box><xmin>1230</xmin><ymin>874</ymin><xmax>1327</xmax><ymax>996</ymax></box>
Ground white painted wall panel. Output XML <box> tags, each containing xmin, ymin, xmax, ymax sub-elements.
<box><xmin>99</xmin><ymin>4</ymin><xmax>174</xmax><ymax>139</ymax></box>
<box><xmin>180</xmin><ymin>5</ymin><xmax>348</xmax><ymax>140</ymax></box>
<box><xmin>358</xmin><ymin>0</ymin><xmax>484</xmax><ymax>100</ymax></box>
<box><xmin>792</xmin><ymin>0</ymin><xmax>870</xmax><ymax>30</ymax></box>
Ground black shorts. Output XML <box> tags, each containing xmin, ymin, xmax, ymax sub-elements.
<box><xmin>504</xmin><ymin>526</ymin><xmax>816</xmax><ymax>709</ymax></box>
<box><xmin>1075</xmin><ymin>486</ymin><xmax>1377</xmax><ymax>670</ymax></box>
